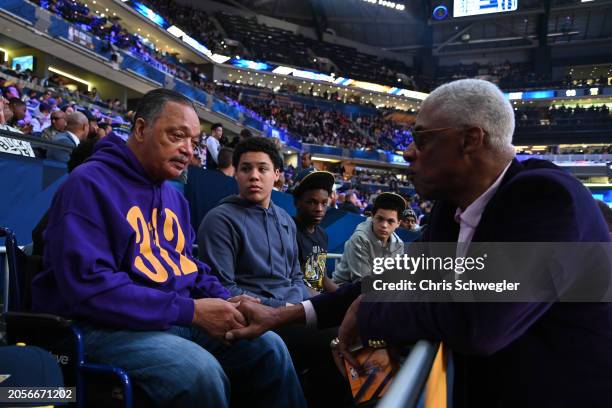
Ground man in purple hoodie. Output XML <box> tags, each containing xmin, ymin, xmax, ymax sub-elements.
<box><xmin>31</xmin><ymin>89</ymin><xmax>306</xmax><ymax>408</ymax></box>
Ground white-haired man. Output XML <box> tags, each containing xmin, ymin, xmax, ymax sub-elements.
<box><xmin>226</xmin><ymin>79</ymin><xmax>612</xmax><ymax>407</ymax></box>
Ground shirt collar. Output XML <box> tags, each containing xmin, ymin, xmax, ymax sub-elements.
<box><xmin>66</xmin><ymin>131</ymin><xmax>80</xmax><ymax>147</ymax></box>
<box><xmin>455</xmin><ymin>161</ymin><xmax>512</xmax><ymax>228</ymax></box>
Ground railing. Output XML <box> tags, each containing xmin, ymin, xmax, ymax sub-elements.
<box><xmin>326</xmin><ymin>253</ymin><xmax>342</xmax><ymax>271</ymax></box>
<box><xmin>378</xmin><ymin>341</ymin><xmax>440</xmax><ymax>408</ymax></box>
<box><xmin>0</xmin><ymin>246</ymin><xmax>8</xmax><ymax>314</ymax></box>
<box><xmin>327</xmin><ymin>252</ymin><xmax>440</xmax><ymax>408</ymax></box>
<box><xmin>0</xmin><ymin>129</ymin><xmax>73</xmax><ymax>160</ymax></box>
<box><xmin>516</xmin><ymin>153</ymin><xmax>612</xmax><ymax>162</ymax></box>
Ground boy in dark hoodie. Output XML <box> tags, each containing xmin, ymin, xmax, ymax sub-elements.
<box><xmin>198</xmin><ymin>137</ymin><xmax>312</xmax><ymax>306</ymax></box>
<box><xmin>31</xmin><ymin>89</ymin><xmax>305</xmax><ymax>408</ymax></box>
<box><xmin>199</xmin><ymin>138</ymin><xmax>351</xmax><ymax>407</ymax></box>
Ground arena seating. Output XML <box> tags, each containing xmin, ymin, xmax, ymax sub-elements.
<box><xmin>32</xmin><ymin>0</ymin><xmax>193</xmax><ymax>80</ymax></box>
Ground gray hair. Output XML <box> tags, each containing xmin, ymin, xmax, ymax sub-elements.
<box><xmin>131</xmin><ymin>88</ymin><xmax>195</xmax><ymax>132</ymax></box>
<box><xmin>422</xmin><ymin>79</ymin><xmax>515</xmax><ymax>155</ymax></box>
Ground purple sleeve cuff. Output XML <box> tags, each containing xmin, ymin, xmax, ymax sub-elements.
<box><xmin>219</xmin><ymin>287</ymin><xmax>231</xmax><ymax>300</ymax></box>
<box><xmin>175</xmin><ymin>296</ymin><xmax>195</xmax><ymax>326</ymax></box>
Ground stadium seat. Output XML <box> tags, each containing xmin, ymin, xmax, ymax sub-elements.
<box><xmin>0</xmin><ymin>344</ymin><xmax>65</xmax><ymax>394</ymax></box>
<box><xmin>1</xmin><ymin>226</ymin><xmax>150</xmax><ymax>408</ymax></box>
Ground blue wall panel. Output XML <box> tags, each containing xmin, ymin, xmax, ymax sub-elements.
<box><xmin>0</xmin><ymin>154</ymin><xmax>67</xmax><ymax>245</ymax></box>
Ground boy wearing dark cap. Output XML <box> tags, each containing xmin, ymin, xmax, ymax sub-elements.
<box><xmin>333</xmin><ymin>192</ymin><xmax>405</xmax><ymax>285</ymax></box>
<box><xmin>401</xmin><ymin>208</ymin><xmax>421</xmax><ymax>232</ymax></box>
<box><xmin>293</xmin><ymin>170</ymin><xmax>338</xmax><ymax>293</ymax></box>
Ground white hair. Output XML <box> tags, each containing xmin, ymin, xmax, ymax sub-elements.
<box><xmin>422</xmin><ymin>79</ymin><xmax>515</xmax><ymax>154</ymax></box>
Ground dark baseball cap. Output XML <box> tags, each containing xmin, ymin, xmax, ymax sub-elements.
<box><xmin>292</xmin><ymin>169</ymin><xmax>335</xmax><ymax>198</ymax></box>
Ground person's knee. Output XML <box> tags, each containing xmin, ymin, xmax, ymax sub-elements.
<box><xmin>163</xmin><ymin>347</ymin><xmax>230</xmax><ymax>404</ymax></box>
<box><xmin>182</xmin><ymin>351</ymin><xmax>228</xmax><ymax>390</ymax></box>
<box><xmin>257</xmin><ymin>331</ymin><xmax>294</xmax><ymax>369</ymax></box>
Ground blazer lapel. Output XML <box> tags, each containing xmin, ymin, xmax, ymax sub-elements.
<box><xmin>426</xmin><ymin>200</ymin><xmax>460</xmax><ymax>243</ymax></box>
<box><xmin>471</xmin><ymin>159</ymin><xmax>524</xmax><ymax>242</ymax></box>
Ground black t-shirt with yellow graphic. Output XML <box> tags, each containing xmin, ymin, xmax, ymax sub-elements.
<box><xmin>294</xmin><ymin>218</ymin><xmax>328</xmax><ymax>292</ymax></box>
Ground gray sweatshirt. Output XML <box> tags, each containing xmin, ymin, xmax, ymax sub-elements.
<box><xmin>332</xmin><ymin>217</ymin><xmax>404</xmax><ymax>285</ymax></box>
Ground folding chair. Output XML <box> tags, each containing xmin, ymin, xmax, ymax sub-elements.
<box><xmin>1</xmin><ymin>226</ymin><xmax>149</xmax><ymax>407</ymax></box>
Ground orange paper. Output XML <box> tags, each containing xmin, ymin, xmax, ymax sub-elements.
<box><xmin>344</xmin><ymin>348</ymin><xmax>398</xmax><ymax>404</ymax></box>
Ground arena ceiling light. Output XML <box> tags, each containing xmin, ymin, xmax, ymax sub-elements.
<box><xmin>311</xmin><ymin>156</ymin><xmax>341</xmax><ymax>163</ymax></box>
<box><xmin>361</xmin><ymin>0</ymin><xmax>405</xmax><ymax>11</ymax></box>
<box><xmin>48</xmin><ymin>66</ymin><xmax>92</xmax><ymax>91</ymax></box>
<box><xmin>432</xmin><ymin>5</ymin><xmax>449</xmax><ymax>20</ymax></box>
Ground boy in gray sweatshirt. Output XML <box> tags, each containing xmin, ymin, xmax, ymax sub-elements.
<box><xmin>333</xmin><ymin>192</ymin><xmax>405</xmax><ymax>285</ymax></box>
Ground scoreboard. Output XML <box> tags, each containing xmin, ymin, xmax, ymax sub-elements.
<box><xmin>453</xmin><ymin>0</ymin><xmax>518</xmax><ymax>17</ymax></box>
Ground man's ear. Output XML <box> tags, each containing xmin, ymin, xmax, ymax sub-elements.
<box><xmin>462</xmin><ymin>126</ymin><xmax>485</xmax><ymax>154</ymax></box>
<box><xmin>132</xmin><ymin>118</ymin><xmax>147</xmax><ymax>142</ymax></box>
<box><xmin>274</xmin><ymin>168</ymin><xmax>280</xmax><ymax>182</ymax></box>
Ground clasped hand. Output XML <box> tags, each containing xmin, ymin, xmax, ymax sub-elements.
<box><xmin>192</xmin><ymin>295</ymin><xmax>261</xmax><ymax>342</ymax></box>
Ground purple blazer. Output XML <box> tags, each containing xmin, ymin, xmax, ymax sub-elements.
<box><xmin>311</xmin><ymin>158</ymin><xmax>612</xmax><ymax>407</ymax></box>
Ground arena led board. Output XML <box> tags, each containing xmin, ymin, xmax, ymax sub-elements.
<box><xmin>453</xmin><ymin>0</ymin><xmax>518</xmax><ymax>17</ymax></box>
<box><xmin>592</xmin><ymin>190</ymin><xmax>612</xmax><ymax>206</ymax></box>
<box><xmin>230</xmin><ymin>58</ymin><xmax>272</xmax><ymax>71</ymax></box>
<box><xmin>129</xmin><ymin>1</ymin><xmax>168</xmax><ymax>28</ymax></box>
<box><xmin>11</xmin><ymin>55</ymin><xmax>34</xmax><ymax>71</ymax></box>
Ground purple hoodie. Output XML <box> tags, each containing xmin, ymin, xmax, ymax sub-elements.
<box><xmin>31</xmin><ymin>134</ymin><xmax>230</xmax><ymax>330</ymax></box>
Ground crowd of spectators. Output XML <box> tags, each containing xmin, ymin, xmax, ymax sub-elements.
<box><xmin>1</xmin><ymin>62</ymin><xmax>128</xmax><ymax>113</ymax></box>
<box><xmin>30</xmin><ymin>0</ymin><xmax>612</xmax><ymax>101</ymax></box>
<box><xmin>215</xmin><ymin>80</ymin><xmax>378</xmax><ymax>109</ymax></box>
<box><xmin>34</xmin><ymin>0</ymin><xmax>412</xmax><ymax>92</ymax></box>
<box><xmin>515</xmin><ymin>145</ymin><xmax>611</xmax><ymax>155</ymax></box>
<box><xmin>433</xmin><ymin>61</ymin><xmax>612</xmax><ymax>92</ymax></box>
<box><xmin>239</xmin><ymin>98</ymin><xmax>412</xmax><ymax>151</ymax></box>
<box><xmin>142</xmin><ymin>0</ymin><xmax>242</xmax><ymax>57</ymax></box>
<box><xmin>208</xmin><ymin>81</ymin><xmax>414</xmax><ymax>152</ymax></box>
<box><xmin>215</xmin><ymin>11</ymin><xmax>415</xmax><ymax>88</ymax></box>
<box><xmin>33</xmin><ymin>0</ymin><xmax>193</xmax><ymax>80</ymax></box>
<box><xmin>434</xmin><ymin>61</ymin><xmax>541</xmax><ymax>90</ymax></box>
<box><xmin>31</xmin><ymin>0</ymin><xmax>612</xmax><ymax>116</ymax></box>
<box><xmin>0</xmin><ymin>66</ymin><xmax>130</xmax><ymax>140</ymax></box>
<box><xmin>348</xmin><ymin>169</ymin><xmax>413</xmax><ymax>188</ymax></box>
<box><xmin>326</xmin><ymin>188</ymin><xmax>433</xmax><ymax>227</ymax></box>
<box><xmin>4</xmin><ymin>51</ymin><xmax>610</xmax><ymax>160</ymax></box>
<box><xmin>2</xmin><ymin>67</ymin><xmax>607</xmax><ymax>230</ymax></box>
<box><xmin>516</xmin><ymin>104</ymin><xmax>612</xmax><ymax>127</ymax></box>
<box><xmin>79</xmin><ymin>0</ymin><xmax>416</xmax><ymax>89</ymax></box>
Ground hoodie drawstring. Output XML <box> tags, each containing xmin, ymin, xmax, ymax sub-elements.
<box><xmin>263</xmin><ymin>209</ymin><xmax>274</xmax><ymax>276</ymax></box>
<box><xmin>270</xmin><ymin>205</ymin><xmax>290</xmax><ymax>278</ymax></box>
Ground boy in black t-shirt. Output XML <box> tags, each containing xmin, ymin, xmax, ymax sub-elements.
<box><xmin>289</xmin><ymin>169</ymin><xmax>356</xmax><ymax>407</ymax></box>
<box><xmin>293</xmin><ymin>170</ymin><xmax>338</xmax><ymax>293</ymax></box>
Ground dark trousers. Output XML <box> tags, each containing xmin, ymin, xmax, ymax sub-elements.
<box><xmin>275</xmin><ymin>325</ymin><xmax>354</xmax><ymax>408</ymax></box>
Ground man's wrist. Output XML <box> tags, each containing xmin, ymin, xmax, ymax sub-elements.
<box><xmin>273</xmin><ymin>303</ymin><xmax>306</xmax><ymax>327</ymax></box>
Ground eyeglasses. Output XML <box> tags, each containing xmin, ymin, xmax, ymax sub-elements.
<box><xmin>408</xmin><ymin>126</ymin><xmax>457</xmax><ymax>150</ymax></box>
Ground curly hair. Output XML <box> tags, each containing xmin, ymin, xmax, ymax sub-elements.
<box><xmin>232</xmin><ymin>137</ymin><xmax>283</xmax><ymax>170</ymax></box>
